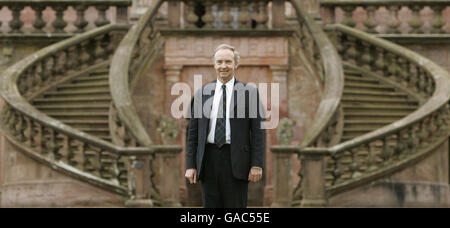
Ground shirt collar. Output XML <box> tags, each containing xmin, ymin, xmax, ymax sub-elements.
<box><xmin>216</xmin><ymin>77</ymin><xmax>235</xmax><ymax>90</ymax></box>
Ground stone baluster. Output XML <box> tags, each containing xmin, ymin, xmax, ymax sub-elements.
<box><xmin>431</xmin><ymin>5</ymin><xmax>446</xmax><ymax>34</ymax></box>
<box><xmin>367</xmin><ymin>142</ymin><xmax>378</xmax><ymax>172</ymax></box>
<box><xmin>408</xmin><ymin>5</ymin><xmax>424</xmax><ymax>34</ymax></box>
<box><xmin>52</xmin><ymin>5</ymin><xmax>68</xmax><ymax>33</ymax></box>
<box><xmin>361</xmin><ymin>41</ymin><xmax>372</xmax><ymax>70</ymax></box>
<box><xmin>374</xmin><ymin>47</ymin><xmax>386</xmax><ymax>75</ymax></box>
<box><xmin>380</xmin><ymin>137</ymin><xmax>393</xmax><ymax>165</ymax></box>
<box><xmin>58</xmin><ymin>134</ymin><xmax>70</xmax><ymax>163</ymax></box>
<box><xmin>74</xmin><ymin>5</ymin><xmax>89</xmax><ymax>33</ymax></box>
<box><xmin>350</xmin><ymin>148</ymin><xmax>361</xmax><ymax>179</ymax></box>
<box><xmin>80</xmin><ymin>41</ymin><xmax>92</xmax><ymax>67</ymax></box>
<box><xmin>85</xmin><ymin>145</ymin><xmax>101</xmax><ymax>177</ymax></box>
<box><xmin>72</xmin><ymin>140</ymin><xmax>86</xmax><ymax>171</ymax></box>
<box><xmin>419</xmin><ymin>119</ymin><xmax>430</xmax><ymax>148</ymax></box>
<box><xmin>344</xmin><ymin>35</ymin><xmax>358</xmax><ymax>65</ymax></box>
<box><xmin>221</xmin><ymin>1</ymin><xmax>233</xmax><ymax>29</ymax></box>
<box><xmin>23</xmin><ymin>116</ymin><xmax>33</xmax><ymax>147</ymax></box>
<box><xmin>363</xmin><ymin>6</ymin><xmax>377</xmax><ymax>34</ymax></box>
<box><xmin>255</xmin><ymin>0</ymin><xmax>269</xmax><ymax>29</ymax></box>
<box><xmin>202</xmin><ymin>0</ymin><xmax>215</xmax><ymax>29</ymax></box>
<box><xmin>95</xmin><ymin>5</ymin><xmax>110</xmax><ymax>27</ymax></box>
<box><xmin>94</xmin><ymin>36</ymin><xmax>106</xmax><ymax>63</ymax></box>
<box><xmin>387</xmin><ymin>5</ymin><xmax>401</xmax><ymax>34</ymax></box>
<box><xmin>32</xmin><ymin>5</ymin><xmax>46</xmax><ymax>34</ymax></box>
<box><xmin>9</xmin><ymin>5</ymin><xmax>24</xmax><ymax>33</ymax></box>
<box><xmin>185</xmin><ymin>0</ymin><xmax>198</xmax><ymax>28</ymax></box>
<box><xmin>34</xmin><ymin>122</ymin><xmax>44</xmax><ymax>154</ymax></box>
<box><xmin>238</xmin><ymin>0</ymin><xmax>251</xmax><ymax>29</ymax></box>
<box><xmin>341</xmin><ymin>6</ymin><xmax>357</xmax><ymax>28</ymax></box>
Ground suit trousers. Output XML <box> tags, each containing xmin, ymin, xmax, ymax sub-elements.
<box><xmin>201</xmin><ymin>144</ymin><xmax>248</xmax><ymax>208</ymax></box>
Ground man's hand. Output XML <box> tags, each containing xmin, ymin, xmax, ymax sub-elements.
<box><xmin>248</xmin><ymin>167</ymin><xmax>263</xmax><ymax>183</ymax></box>
<box><xmin>185</xmin><ymin>168</ymin><xmax>197</xmax><ymax>184</ymax></box>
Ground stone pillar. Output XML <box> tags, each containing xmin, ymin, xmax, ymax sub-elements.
<box><xmin>164</xmin><ymin>65</ymin><xmax>183</xmax><ymax>115</ymax></box>
<box><xmin>300</xmin><ymin>148</ymin><xmax>328</xmax><ymax>207</ymax></box>
<box><xmin>272</xmin><ymin>0</ymin><xmax>286</xmax><ymax>29</ymax></box>
<box><xmin>270</xmin><ymin>145</ymin><xmax>298</xmax><ymax>207</ymax></box>
<box><xmin>156</xmin><ymin>146</ymin><xmax>183</xmax><ymax>207</ymax></box>
<box><xmin>270</xmin><ymin>66</ymin><xmax>289</xmax><ymax>118</ymax></box>
<box><xmin>126</xmin><ymin>155</ymin><xmax>155</xmax><ymax>207</ymax></box>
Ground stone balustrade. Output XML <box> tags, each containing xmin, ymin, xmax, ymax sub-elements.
<box><xmin>0</xmin><ymin>0</ymin><xmax>131</xmax><ymax>35</ymax></box>
<box><xmin>320</xmin><ymin>0</ymin><xmax>450</xmax><ymax>34</ymax></box>
<box><xmin>291</xmin><ymin>24</ymin><xmax>450</xmax><ymax>207</ymax></box>
<box><xmin>163</xmin><ymin>0</ymin><xmax>287</xmax><ymax>29</ymax></box>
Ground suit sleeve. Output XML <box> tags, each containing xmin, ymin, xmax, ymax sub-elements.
<box><xmin>249</xmin><ymin>87</ymin><xmax>266</xmax><ymax>169</ymax></box>
<box><xmin>186</xmin><ymin>92</ymin><xmax>200</xmax><ymax>170</ymax></box>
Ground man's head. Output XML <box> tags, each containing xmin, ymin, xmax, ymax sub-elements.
<box><xmin>213</xmin><ymin>44</ymin><xmax>240</xmax><ymax>84</ymax></box>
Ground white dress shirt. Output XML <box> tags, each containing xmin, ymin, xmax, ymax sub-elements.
<box><xmin>207</xmin><ymin>77</ymin><xmax>235</xmax><ymax>144</ymax></box>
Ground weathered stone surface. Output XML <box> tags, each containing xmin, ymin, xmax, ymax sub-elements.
<box><xmin>329</xmin><ymin>140</ymin><xmax>449</xmax><ymax>207</ymax></box>
<box><xmin>1</xmin><ymin>139</ymin><xmax>124</xmax><ymax>207</ymax></box>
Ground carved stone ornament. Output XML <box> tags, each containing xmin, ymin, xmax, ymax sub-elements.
<box><xmin>277</xmin><ymin>117</ymin><xmax>294</xmax><ymax>145</ymax></box>
<box><xmin>157</xmin><ymin>115</ymin><xmax>179</xmax><ymax>145</ymax></box>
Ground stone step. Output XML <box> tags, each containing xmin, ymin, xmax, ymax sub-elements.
<box><xmin>33</xmin><ymin>96</ymin><xmax>112</xmax><ymax>105</ymax></box>
<box><xmin>343</xmin><ymin>112</ymin><xmax>406</xmax><ymax>121</ymax></box>
<box><xmin>344</xmin><ymin>82</ymin><xmax>397</xmax><ymax>92</ymax></box>
<box><xmin>344</xmin><ymin>69</ymin><xmax>362</xmax><ymax>76</ymax></box>
<box><xmin>343</xmin><ymin>89</ymin><xmax>407</xmax><ymax>96</ymax></box>
<box><xmin>344</xmin><ymin>76</ymin><xmax>380</xmax><ymax>84</ymax></box>
<box><xmin>342</xmin><ymin>97</ymin><xmax>418</xmax><ymax>105</ymax></box>
<box><xmin>342</xmin><ymin>104</ymin><xmax>417</xmax><ymax>111</ymax></box>
<box><xmin>45</xmin><ymin>112</ymin><xmax>109</xmax><ymax>118</ymax></box>
<box><xmin>342</xmin><ymin>102</ymin><xmax>418</xmax><ymax>109</ymax></box>
<box><xmin>43</xmin><ymin>90</ymin><xmax>111</xmax><ymax>98</ymax></box>
<box><xmin>37</xmin><ymin>105</ymin><xmax>110</xmax><ymax>113</ymax></box>
<box><xmin>68</xmin><ymin>80</ymin><xmax>109</xmax><ymax>87</ymax></box>
<box><xmin>344</xmin><ymin>120</ymin><xmax>395</xmax><ymax>128</ymax></box>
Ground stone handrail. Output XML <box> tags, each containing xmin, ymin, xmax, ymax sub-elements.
<box><xmin>110</xmin><ymin>0</ymin><xmax>164</xmax><ymax>148</ymax></box>
<box><xmin>0</xmin><ymin>0</ymin><xmax>131</xmax><ymax>35</ymax></box>
<box><xmin>320</xmin><ymin>0</ymin><xmax>450</xmax><ymax>34</ymax></box>
<box><xmin>296</xmin><ymin>24</ymin><xmax>450</xmax><ymax>206</ymax></box>
<box><xmin>290</xmin><ymin>0</ymin><xmax>345</xmax><ymax>148</ymax></box>
<box><xmin>0</xmin><ymin>24</ymin><xmax>160</xmax><ymax>197</ymax></box>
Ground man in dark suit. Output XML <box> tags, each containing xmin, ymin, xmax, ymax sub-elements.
<box><xmin>185</xmin><ymin>44</ymin><xmax>265</xmax><ymax>208</ymax></box>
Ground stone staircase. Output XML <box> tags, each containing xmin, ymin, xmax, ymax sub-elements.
<box><xmin>340</xmin><ymin>67</ymin><xmax>420</xmax><ymax>142</ymax></box>
<box><xmin>32</xmin><ymin>65</ymin><xmax>113</xmax><ymax>142</ymax></box>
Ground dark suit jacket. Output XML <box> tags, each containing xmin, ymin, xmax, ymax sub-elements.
<box><xmin>186</xmin><ymin>79</ymin><xmax>265</xmax><ymax>181</ymax></box>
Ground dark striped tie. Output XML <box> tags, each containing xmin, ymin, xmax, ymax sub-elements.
<box><xmin>214</xmin><ymin>85</ymin><xmax>227</xmax><ymax>148</ymax></box>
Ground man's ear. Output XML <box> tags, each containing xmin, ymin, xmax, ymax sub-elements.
<box><xmin>235</xmin><ymin>64</ymin><xmax>239</xmax><ymax>70</ymax></box>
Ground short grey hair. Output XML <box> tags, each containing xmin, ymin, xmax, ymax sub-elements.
<box><xmin>213</xmin><ymin>44</ymin><xmax>240</xmax><ymax>66</ymax></box>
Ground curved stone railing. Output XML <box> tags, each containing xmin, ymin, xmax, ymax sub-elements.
<box><xmin>294</xmin><ymin>24</ymin><xmax>450</xmax><ymax>207</ymax></box>
<box><xmin>0</xmin><ymin>0</ymin><xmax>131</xmax><ymax>35</ymax></box>
<box><xmin>110</xmin><ymin>0</ymin><xmax>164</xmax><ymax>148</ymax></box>
<box><xmin>0</xmin><ymin>24</ymin><xmax>160</xmax><ymax>199</ymax></box>
<box><xmin>110</xmin><ymin>0</ymin><xmax>183</xmax><ymax>206</ymax></box>
<box><xmin>290</xmin><ymin>0</ymin><xmax>345</xmax><ymax>148</ymax></box>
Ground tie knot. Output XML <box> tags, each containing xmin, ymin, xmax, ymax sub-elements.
<box><xmin>221</xmin><ymin>85</ymin><xmax>226</xmax><ymax>90</ymax></box>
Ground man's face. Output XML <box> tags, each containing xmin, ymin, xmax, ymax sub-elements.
<box><xmin>214</xmin><ymin>49</ymin><xmax>237</xmax><ymax>83</ymax></box>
